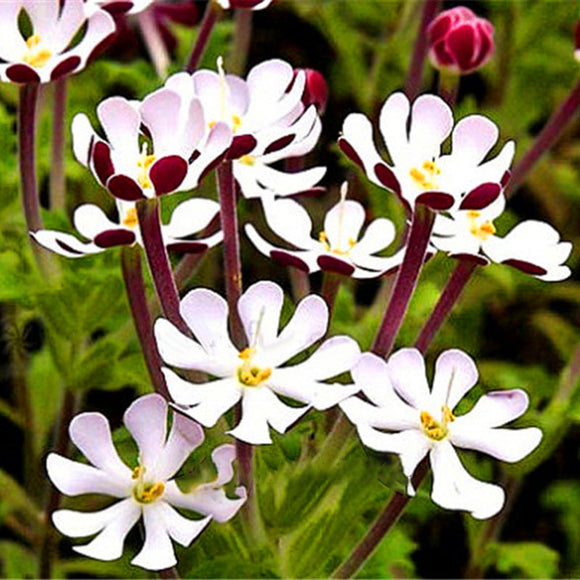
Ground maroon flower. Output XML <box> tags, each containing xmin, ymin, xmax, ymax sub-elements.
<box><xmin>299</xmin><ymin>68</ymin><xmax>328</xmax><ymax>115</ymax></box>
<box><xmin>428</xmin><ymin>7</ymin><xmax>494</xmax><ymax>75</ymax></box>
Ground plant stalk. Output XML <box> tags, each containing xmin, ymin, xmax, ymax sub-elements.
<box><xmin>186</xmin><ymin>0</ymin><xmax>220</xmax><ymax>72</ymax></box>
<box><xmin>49</xmin><ymin>78</ymin><xmax>67</xmax><ymax>211</ymax></box>
<box><xmin>230</xmin><ymin>8</ymin><xmax>253</xmax><ymax>75</ymax></box>
<box><xmin>138</xmin><ymin>8</ymin><xmax>171</xmax><ymax>79</ymax></box>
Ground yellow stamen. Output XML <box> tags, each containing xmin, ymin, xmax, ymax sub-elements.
<box><xmin>239</xmin><ymin>347</ymin><xmax>256</xmax><ymax>361</ymax></box>
<box><xmin>442</xmin><ymin>405</ymin><xmax>455</xmax><ymax>424</ymax></box>
<box><xmin>467</xmin><ymin>210</ymin><xmax>496</xmax><ymax>240</ymax></box>
<box><xmin>132</xmin><ymin>465</ymin><xmax>145</xmax><ymax>480</ymax></box>
<box><xmin>232</xmin><ymin>114</ymin><xmax>242</xmax><ymax>133</ymax></box>
<box><xmin>137</xmin><ymin>146</ymin><xmax>156</xmax><ymax>190</ymax></box>
<box><xmin>237</xmin><ymin>348</ymin><xmax>272</xmax><ymax>387</ymax></box>
<box><xmin>133</xmin><ymin>482</ymin><xmax>165</xmax><ymax>504</ymax></box>
<box><xmin>123</xmin><ymin>207</ymin><xmax>139</xmax><ymax>229</ymax></box>
<box><xmin>410</xmin><ymin>159</ymin><xmax>441</xmax><ymax>190</ymax></box>
<box><xmin>319</xmin><ymin>230</ymin><xmax>330</xmax><ymax>251</ymax></box>
<box><xmin>23</xmin><ymin>34</ymin><xmax>52</xmax><ymax>68</ymax></box>
<box><xmin>239</xmin><ymin>154</ymin><xmax>255</xmax><ymax>166</ymax></box>
<box><xmin>420</xmin><ymin>405</ymin><xmax>455</xmax><ymax>441</ymax></box>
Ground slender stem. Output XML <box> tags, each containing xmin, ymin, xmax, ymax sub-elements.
<box><xmin>216</xmin><ymin>161</ymin><xmax>244</xmax><ymax>345</ymax></box>
<box><xmin>49</xmin><ymin>78</ymin><xmax>67</xmax><ymax>211</ymax></box>
<box><xmin>332</xmin><ymin>459</ymin><xmax>429</xmax><ymax>579</ymax></box>
<box><xmin>404</xmin><ymin>0</ymin><xmax>441</xmax><ymax>100</ymax></box>
<box><xmin>137</xmin><ymin>198</ymin><xmax>189</xmax><ymax>335</ymax></box>
<box><xmin>186</xmin><ymin>0</ymin><xmax>220</xmax><ymax>72</ymax></box>
<box><xmin>372</xmin><ymin>205</ymin><xmax>435</xmax><ymax>358</ymax></box>
<box><xmin>159</xmin><ymin>566</ymin><xmax>180</xmax><ymax>579</ymax></box>
<box><xmin>121</xmin><ymin>245</ymin><xmax>169</xmax><ymax>398</ymax></box>
<box><xmin>437</xmin><ymin>69</ymin><xmax>460</xmax><ymax>107</ymax></box>
<box><xmin>506</xmin><ymin>76</ymin><xmax>580</xmax><ymax>199</ymax></box>
<box><xmin>320</xmin><ymin>272</ymin><xmax>342</xmax><ymax>322</ymax></box>
<box><xmin>414</xmin><ymin>260</ymin><xmax>477</xmax><ymax>353</ymax></box>
<box><xmin>314</xmin><ymin>413</ymin><xmax>353</xmax><ymax>471</ymax></box>
<box><xmin>230</xmin><ymin>8</ymin><xmax>253</xmax><ymax>75</ymax></box>
<box><xmin>138</xmin><ymin>9</ymin><xmax>171</xmax><ymax>79</ymax></box>
<box><xmin>39</xmin><ymin>389</ymin><xmax>77</xmax><ymax>579</ymax></box>
<box><xmin>288</xmin><ymin>267</ymin><xmax>310</xmax><ymax>302</ymax></box>
<box><xmin>19</xmin><ymin>83</ymin><xmax>42</xmax><ymax>232</ymax></box>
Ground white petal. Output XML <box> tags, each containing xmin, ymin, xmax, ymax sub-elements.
<box><xmin>0</xmin><ymin>3</ymin><xmax>26</xmax><ymax>63</ymax></box>
<box><xmin>228</xmin><ymin>387</ymin><xmax>308</xmax><ymax>444</ymax></box>
<box><xmin>430</xmin><ymin>441</ymin><xmax>505</xmax><ymax>519</ymax></box>
<box><xmin>379</xmin><ymin>92</ymin><xmax>411</xmax><ymax>167</ymax></box>
<box><xmin>140</xmin><ymin>88</ymin><xmax>184</xmax><ymax>157</ymax></box>
<box><xmin>450</xmin><ymin>115</ymin><xmax>498</xmax><ymax>166</ymax></box>
<box><xmin>261</xmin><ymin>198</ymin><xmax>317</xmax><ymax>250</ymax></box>
<box><xmin>341</xmin><ymin>113</ymin><xmax>385</xmax><ymax>182</ymax></box>
<box><xmin>352</xmin><ymin>218</ymin><xmax>396</xmax><ymax>257</ymax></box>
<box><xmin>408</xmin><ymin>94</ymin><xmax>453</xmax><ymax>159</ymax></box>
<box><xmin>164</xmin><ymin>198</ymin><xmax>220</xmax><ymax>239</ymax></box>
<box><xmin>97</xmin><ymin>97</ymin><xmax>140</xmax><ymax>160</ymax></box>
<box><xmin>430</xmin><ymin>349</ymin><xmax>478</xmax><ymax>410</ymax></box>
<box><xmin>69</xmin><ymin>413</ymin><xmax>131</xmax><ymax>479</ymax></box>
<box><xmin>73</xmin><ymin>204</ymin><xmax>119</xmax><ymax>239</ymax></box>
<box><xmin>453</xmin><ymin>389</ymin><xmax>531</xmax><ymax>428</ymax></box>
<box><xmin>131</xmin><ymin>503</ymin><xmax>177</xmax><ymax>571</ymax></box>
<box><xmin>51</xmin><ymin>0</ymin><xmax>85</xmax><ymax>53</ymax></box>
<box><xmin>155</xmin><ymin>501</ymin><xmax>211</xmax><ymax>547</ymax></box>
<box><xmin>30</xmin><ymin>230</ymin><xmax>103</xmax><ymax>258</ymax></box>
<box><xmin>324</xmin><ymin>200</ymin><xmax>365</xmax><ymax>251</ymax></box>
<box><xmin>123</xmin><ymin>394</ymin><xmax>167</xmax><ymax>470</ymax></box>
<box><xmin>386</xmin><ymin>348</ymin><xmax>430</xmax><ymax>410</ymax></box>
<box><xmin>238</xmin><ymin>280</ymin><xmax>284</xmax><ymax>346</ymax></box>
<box><xmin>71</xmin><ymin>114</ymin><xmax>97</xmax><ymax>167</ymax></box>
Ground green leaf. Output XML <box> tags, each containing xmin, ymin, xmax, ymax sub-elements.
<box><xmin>0</xmin><ymin>541</ymin><xmax>37</xmax><ymax>579</ymax></box>
<box><xmin>0</xmin><ymin>469</ymin><xmax>41</xmax><ymax>522</ymax></box>
<box><xmin>69</xmin><ymin>339</ymin><xmax>120</xmax><ymax>392</ymax></box>
<box><xmin>487</xmin><ymin>541</ymin><xmax>560</xmax><ymax>579</ymax></box>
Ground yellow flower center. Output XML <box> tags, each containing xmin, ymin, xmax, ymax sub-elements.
<box><xmin>122</xmin><ymin>207</ymin><xmax>139</xmax><ymax>229</ymax></box>
<box><xmin>318</xmin><ymin>230</ymin><xmax>357</xmax><ymax>255</ymax></box>
<box><xmin>420</xmin><ymin>405</ymin><xmax>455</xmax><ymax>441</ymax></box>
<box><xmin>23</xmin><ymin>34</ymin><xmax>52</xmax><ymax>68</ymax></box>
<box><xmin>137</xmin><ymin>147</ymin><xmax>156</xmax><ymax>190</ymax></box>
<box><xmin>466</xmin><ymin>210</ymin><xmax>496</xmax><ymax>241</ymax></box>
<box><xmin>409</xmin><ymin>159</ymin><xmax>441</xmax><ymax>191</ymax></box>
<box><xmin>131</xmin><ymin>466</ymin><xmax>165</xmax><ymax>504</ymax></box>
<box><xmin>209</xmin><ymin>114</ymin><xmax>242</xmax><ymax>133</ymax></box>
<box><xmin>238</xmin><ymin>154</ymin><xmax>255</xmax><ymax>166</ymax></box>
<box><xmin>237</xmin><ymin>347</ymin><xmax>272</xmax><ymax>387</ymax></box>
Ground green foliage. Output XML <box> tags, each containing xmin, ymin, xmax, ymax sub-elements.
<box><xmin>486</xmin><ymin>541</ymin><xmax>560</xmax><ymax>579</ymax></box>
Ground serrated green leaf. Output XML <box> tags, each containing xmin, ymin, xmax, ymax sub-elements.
<box><xmin>70</xmin><ymin>339</ymin><xmax>119</xmax><ymax>392</ymax></box>
<box><xmin>487</xmin><ymin>541</ymin><xmax>559</xmax><ymax>579</ymax></box>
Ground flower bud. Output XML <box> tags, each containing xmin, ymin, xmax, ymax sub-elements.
<box><xmin>427</xmin><ymin>7</ymin><xmax>494</xmax><ymax>75</ymax></box>
<box><xmin>298</xmin><ymin>68</ymin><xmax>328</xmax><ymax>115</ymax></box>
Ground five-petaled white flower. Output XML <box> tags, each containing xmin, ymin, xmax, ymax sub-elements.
<box><xmin>339</xmin><ymin>92</ymin><xmax>514</xmax><ymax>214</ymax></box>
<box><xmin>165</xmin><ymin>58</ymin><xmax>326</xmax><ymax>200</ymax></box>
<box><xmin>0</xmin><ymin>0</ymin><xmax>115</xmax><ymax>84</ymax></box>
<box><xmin>154</xmin><ymin>281</ymin><xmax>361</xmax><ymax>444</ymax></box>
<box><xmin>340</xmin><ymin>348</ymin><xmax>542</xmax><ymax>519</ymax></box>
<box><xmin>72</xmin><ymin>89</ymin><xmax>232</xmax><ymax>201</ymax></box>
<box><xmin>245</xmin><ymin>183</ymin><xmax>404</xmax><ymax>278</ymax></box>
<box><xmin>31</xmin><ymin>198</ymin><xmax>222</xmax><ymax>257</ymax></box>
<box><xmin>431</xmin><ymin>189</ymin><xmax>572</xmax><ymax>280</ymax></box>
<box><xmin>47</xmin><ymin>394</ymin><xmax>246</xmax><ymax>571</ymax></box>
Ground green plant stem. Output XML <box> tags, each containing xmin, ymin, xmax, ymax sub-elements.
<box><xmin>186</xmin><ymin>0</ymin><xmax>220</xmax><ymax>72</ymax></box>
<box><xmin>159</xmin><ymin>566</ymin><xmax>180</xmax><ymax>579</ymax></box>
<box><xmin>372</xmin><ymin>205</ymin><xmax>435</xmax><ymax>358</ymax></box>
<box><xmin>288</xmin><ymin>267</ymin><xmax>310</xmax><ymax>302</ymax></box>
<box><xmin>332</xmin><ymin>459</ymin><xmax>429</xmax><ymax>578</ymax></box>
<box><xmin>230</xmin><ymin>8</ymin><xmax>253</xmax><ymax>75</ymax></box>
<box><xmin>121</xmin><ymin>245</ymin><xmax>169</xmax><ymax>398</ymax></box>
<box><xmin>437</xmin><ymin>69</ymin><xmax>460</xmax><ymax>107</ymax></box>
<box><xmin>49</xmin><ymin>78</ymin><xmax>67</xmax><ymax>211</ymax></box>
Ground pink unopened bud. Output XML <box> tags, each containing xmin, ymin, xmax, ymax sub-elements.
<box><xmin>428</xmin><ymin>7</ymin><xmax>494</xmax><ymax>75</ymax></box>
<box><xmin>298</xmin><ymin>68</ymin><xmax>328</xmax><ymax>115</ymax></box>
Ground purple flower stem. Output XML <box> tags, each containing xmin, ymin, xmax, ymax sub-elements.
<box><xmin>320</xmin><ymin>272</ymin><xmax>342</xmax><ymax>322</ymax></box>
<box><xmin>18</xmin><ymin>83</ymin><xmax>42</xmax><ymax>233</ymax></box>
<box><xmin>414</xmin><ymin>259</ymin><xmax>477</xmax><ymax>353</ymax></box>
<box><xmin>404</xmin><ymin>0</ymin><xmax>441</xmax><ymax>100</ymax></box>
<box><xmin>121</xmin><ymin>245</ymin><xmax>169</xmax><ymax>399</ymax></box>
<box><xmin>230</xmin><ymin>8</ymin><xmax>253</xmax><ymax>75</ymax></box>
<box><xmin>437</xmin><ymin>70</ymin><xmax>460</xmax><ymax>107</ymax></box>
<box><xmin>159</xmin><ymin>566</ymin><xmax>180</xmax><ymax>579</ymax></box>
<box><xmin>372</xmin><ymin>205</ymin><xmax>435</xmax><ymax>358</ymax></box>
<box><xmin>289</xmin><ymin>267</ymin><xmax>311</xmax><ymax>302</ymax></box>
<box><xmin>506</xmin><ymin>76</ymin><xmax>580</xmax><ymax>200</ymax></box>
<box><xmin>138</xmin><ymin>8</ymin><xmax>171</xmax><ymax>79</ymax></box>
<box><xmin>186</xmin><ymin>0</ymin><xmax>220</xmax><ymax>72</ymax></box>
<box><xmin>137</xmin><ymin>198</ymin><xmax>189</xmax><ymax>336</ymax></box>
<box><xmin>49</xmin><ymin>77</ymin><xmax>67</xmax><ymax>211</ymax></box>
<box><xmin>332</xmin><ymin>458</ymin><xmax>429</xmax><ymax>579</ymax></box>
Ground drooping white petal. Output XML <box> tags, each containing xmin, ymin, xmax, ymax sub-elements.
<box><xmin>55</xmin><ymin>499</ymin><xmax>141</xmax><ymax>562</ymax></box>
<box><xmin>228</xmin><ymin>387</ymin><xmax>308</xmax><ymax>444</ymax></box>
<box><xmin>261</xmin><ymin>198</ymin><xmax>318</xmax><ymax>251</ymax></box>
<box><xmin>452</xmin><ymin>389</ymin><xmax>531</xmax><ymax>428</ymax></box>
<box><xmin>97</xmin><ymin>97</ymin><xmax>141</xmax><ymax>160</ymax></box>
<box><xmin>154</xmin><ymin>501</ymin><xmax>211</xmax><ymax>547</ymax></box>
<box><xmin>352</xmin><ymin>218</ymin><xmax>397</xmax><ymax>257</ymax></box>
<box><xmin>71</xmin><ymin>114</ymin><xmax>97</xmax><ymax>167</ymax></box>
<box><xmin>430</xmin><ymin>441</ymin><xmax>505</xmax><ymax>519</ymax></box>
<box><xmin>69</xmin><ymin>413</ymin><xmax>132</xmax><ymax>479</ymax></box>
<box><xmin>430</xmin><ymin>349</ymin><xmax>478</xmax><ymax>411</ymax></box>
<box><xmin>450</xmin><ymin>426</ymin><xmax>542</xmax><ymax>462</ymax></box>
<box><xmin>123</xmin><ymin>394</ymin><xmax>167</xmax><ymax>470</ymax></box>
<box><xmin>164</xmin><ymin>198</ymin><xmax>220</xmax><ymax>239</ymax></box>
<box><xmin>341</xmin><ymin>113</ymin><xmax>385</xmax><ymax>182</ymax></box>
<box><xmin>238</xmin><ymin>280</ymin><xmax>284</xmax><ymax>347</ymax></box>
<box><xmin>30</xmin><ymin>230</ymin><xmax>103</xmax><ymax>258</ymax></box>
<box><xmin>73</xmin><ymin>204</ymin><xmax>120</xmax><ymax>240</ymax></box>
<box><xmin>386</xmin><ymin>348</ymin><xmax>430</xmax><ymax>410</ymax></box>
<box><xmin>162</xmin><ymin>369</ymin><xmax>241</xmax><ymax>428</ymax></box>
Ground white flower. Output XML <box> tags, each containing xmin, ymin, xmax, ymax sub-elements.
<box><xmin>0</xmin><ymin>0</ymin><xmax>115</xmax><ymax>84</ymax></box>
<box><xmin>47</xmin><ymin>394</ymin><xmax>246</xmax><ymax>571</ymax></box>
<box><xmin>87</xmin><ymin>0</ymin><xmax>156</xmax><ymax>15</ymax></box>
<box><xmin>31</xmin><ymin>198</ymin><xmax>222</xmax><ymax>257</ymax></box>
<box><xmin>214</xmin><ymin>0</ymin><xmax>275</xmax><ymax>10</ymax></box>
<box><xmin>339</xmin><ymin>92</ymin><xmax>514</xmax><ymax>213</ymax></box>
<box><xmin>340</xmin><ymin>348</ymin><xmax>542</xmax><ymax>519</ymax></box>
<box><xmin>245</xmin><ymin>183</ymin><xmax>404</xmax><ymax>278</ymax></box>
<box><xmin>165</xmin><ymin>58</ymin><xmax>326</xmax><ymax>200</ymax></box>
<box><xmin>72</xmin><ymin>89</ymin><xmax>232</xmax><ymax>200</ymax></box>
<box><xmin>431</xmin><ymin>188</ymin><xmax>572</xmax><ymax>280</ymax></box>
<box><xmin>154</xmin><ymin>281</ymin><xmax>361</xmax><ymax>444</ymax></box>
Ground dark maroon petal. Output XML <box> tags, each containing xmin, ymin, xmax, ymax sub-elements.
<box><xmin>230</xmin><ymin>0</ymin><xmax>272</xmax><ymax>7</ymax></box>
<box><xmin>501</xmin><ymin>169</ymin><xmax>511</xmax><ymax>188</ymax></box>
<box><xmin>264</xmin><ymin>134</ymin><xmax>295</xmax><ymax>155</ymax></box>
<box><xmin>471</xmin><ymin>25</ymin><xmax>494</xmax><ymax>68</ymax></box>
<box><xmin>155</xmin><ymin>3</ymin><xmax>200</xmax><ymax>26</ymax></box>
<box><xmin>459</xmin><ymin>182</ymin><xmax>501</xmax><ymax>210</ymax></box>
<box><xmin>374</xmin><ymin>163</ymin><xmax>401</xmax><ymax>195</ymax></box>
<box><xmin>450</xmin><ymin>252</ymin><xmax>489</xmax><ymax>266</ymax></box>
<box><xmin>576</xmin><ymin>18</ymin><xmax>580</xmax><ymax>51</ymax></box>
<box><xmin>428</xmin><ymin>13</ymin><xmax>453</xmax><ymax>44</ymax></box>
<box><xmin>150</xmin><ymin>156</ymin><xmax>188</xmax><ymax>196</ymax></box>
<box><xmin>317</xmin><ymin>255</ymin><xmax>355</xmax><ymax>276</ymax></box>
<box><xmin>189</xmin><ymin>150</ymin><xmax>201</xmax><ymax>163</ymax></box>
<box><xmin>338</xmin><ymin>137</ymin><xmax>364</xmax><ymax>169</ymax></box>
<box><xmin>501</xmin><ymin>259</ymin><xmax>547</xmax><ymax>277</ymax></box>
<box><xmin>166</xmin><ymin>241</ymin><xmax>208</xmax><ymax>253</ymax></box>
<box><xmin>50</xmin><ymin>56</ymin><xmax>81</xmax><ymax>81</ymax></box>
<box><xmin>270</xmin><ymin>250</ymin><xmax>310</xmax><ymax>272</ymax></box>
<box><xmin>107</xmin><ymin>174</ymin><xmax>144</xmax><ymax>201</ymax></box>
<box><xmin>6</xmin><ymin>64</ymin><xmax>40</xmax><ymax>84</ymax></box>
<box><xmin>227</xmin><ymin>134</ymin><xmax>257</xmax><ymax>159</ymax></box>
<box><xmin>87</xmin><ymin>33</ymin><xmax>116</xmax><ymax>64</ymax></box>
<box><xmin>301</xmin><ymin>68</ymin><xmax>328</xmax><ymax>114</ymax></box>
<box><xmin>93</xmin><ymin>141</ymin><xmax>115</xmax><ymax>186</ymax></box>
<box><xmin>447</xmin><ymin>24</ymin><xmax>478</xmax><ymax>72</ymax></box>
<box><xmin>94</xmin><ymin>229</ymin><xmax>136</xmax><ymax>248</ymax></box>
<box><xmin>55</xmin><ymin>239</ymin><xmax>86</xmax><ymax>255</ymax></box>
<box><xmin>433</xmin><ymin>40</ymin><xmax>456</xmax><ymax>67</ymax></box>
<box><xmin>100</xmin><ymin>1</ymin><xmax>133</xmax><ymax>14</ymax></box>
<box><xmin>415</xmin><ymin>191</ymin><xmax>455</xmax><ymax>210</ymax></box>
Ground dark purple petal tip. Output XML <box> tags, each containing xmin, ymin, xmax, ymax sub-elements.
<box><xmin>270</xmin><ymin>250</ymin><xmax>310</xmax><ymax>273</ymax></box>
<box><xmin>501</xmin><ymin>259</ymin><xmax>547</xmax><ymax>277</ymax></box>
<box><xmin>459</xmin><ymin>182</ymin><xmax>500</xmax><ymax>210</ymax></box>
<box><xmin>374</xmin><ymin>163</ymin><xmax>401</xmax><ymax>195</ymax></box>
<box><xmin>50</xmin><ymin>56</ymin><xmax>81</xmax><ymax>81</ymax></box>
<box><xmin>450</xmin><ymin>252</ymin><xmax>489</xmax><ymax>266</ymax></box>
<box><xmin>6</xmin><ymin>64</ymin><xmax>40</xmax><ymax>84</ymax></box>
<box><xmin>107</xmin><ymin>174</ymin><xmax>145</xmax><ymax>201</ymax></box>
<box><xmin>150</xmin><ymin>156</ymin><xmax>188</xmax><ymax>196</ymax></box>
<box><xmin>317</xmin><ymin>254</ymin><xmax>355</xmax><ymax>276</ymax></box>
<box><xmin>166</xmin><ymin>242</ymin><xmax>209</xmax><ymax>254</ymax></box>
<box><xmin>338</xmin><ymin>137</ymin><xmax>364</xmax><ymax>169</ymax></box>
<box><xmin>415</xmin><ymin>191</ymin><xmax>455</xmax><ymax>211</ymax></box>
<box><xmin>94</xmin><ymin>229</ymin><xmax>136</xmax><ymax>248</ymax></box>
